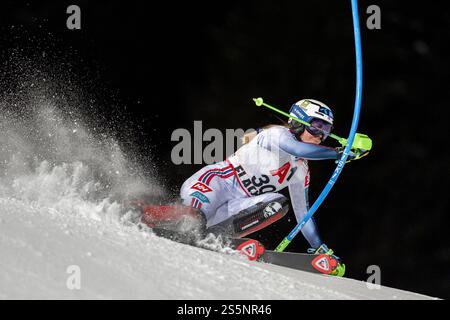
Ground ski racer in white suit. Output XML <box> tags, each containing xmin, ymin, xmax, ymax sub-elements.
<box><xmin>180</xmin><ymin>99</ymin><xmax>367</xmax><ymax>258</ymax></box>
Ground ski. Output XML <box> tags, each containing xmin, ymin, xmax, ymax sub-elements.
<box><xmin>175</xmin><ymin>235</ymin><xmax>339</xmax><ymax>276</ymax></box>
<box><xmin>218</xmin><ymin>237</ymin><xmax>339</xmax><ymax>275</ymax></box>
<box><xmin>260</xmin><ymin>250</ymin><xmax>338</xmax><ymax>275</ymax></box>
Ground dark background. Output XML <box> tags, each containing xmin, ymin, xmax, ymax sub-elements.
<box><xmin>1</xmin><ymin>1</ymin><xmax>449</xmax><ymax>299</ymax></box>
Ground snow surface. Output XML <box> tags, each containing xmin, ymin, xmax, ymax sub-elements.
<box><xmin>0</xmin><ymin>196</ymin><xmax>437</xmax><ymax>300</ymax></box>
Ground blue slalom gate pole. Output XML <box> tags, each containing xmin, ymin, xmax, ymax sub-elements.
<box><xmin>275</xmin><ymin>0</ymin><xmax>364</xmax><ymax>252</ymax></box>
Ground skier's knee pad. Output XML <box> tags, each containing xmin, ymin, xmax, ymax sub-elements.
<box><xmin>207</xmin><ymin>195</ymin><xmax>289</xmax><ymax>238</ymax></box>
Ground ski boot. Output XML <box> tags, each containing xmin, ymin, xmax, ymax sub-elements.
<box><xmin>206</xmin><ymin>196</ymin><xmax>289</xmax><ymax>239</ymax></box>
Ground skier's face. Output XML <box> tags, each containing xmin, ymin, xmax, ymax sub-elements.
<box><xmin>300</xmin><ymin>130</ymin><xmax>322</xmax><ymax>144</ymax></box>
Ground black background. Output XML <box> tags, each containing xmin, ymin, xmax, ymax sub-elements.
<box><xmin>1</xmin><ymin>1</ymin><xmax>449</xmax><ymax>299</ymax></box>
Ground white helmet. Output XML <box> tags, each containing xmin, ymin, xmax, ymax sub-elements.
<box><xmin>288</xmin><ymin>99</ymin><xmax>334</xmax><ymax>141</ymax></box>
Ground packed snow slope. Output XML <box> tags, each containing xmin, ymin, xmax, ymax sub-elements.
<box><xmin>0</xmin><ymin>196</ymin><xmax>437</xmax><ymax>300</ymax></box>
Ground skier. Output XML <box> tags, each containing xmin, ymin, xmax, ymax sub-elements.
<box><xmin>140</xmin><ymin>99</ymin><xmax>368</xmax><ymax>276</ymax></box>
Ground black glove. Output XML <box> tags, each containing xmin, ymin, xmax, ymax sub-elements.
<box><xmin>335</xmin><ymin>147</ymin><xmax>369</xmax><ymax>163</ymax></box>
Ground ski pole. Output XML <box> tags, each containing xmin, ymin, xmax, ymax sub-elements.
<box><xmin>253</xmin><ymin>97</ymin><xmax>372</xmax><ymax>151</ymax></box>
<box><xmin>274</xmin><ymin>0</ymin><xmax>365</xmax><ymax>252</ymax></box>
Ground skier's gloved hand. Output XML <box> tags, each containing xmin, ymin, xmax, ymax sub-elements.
<box><xmin>335</xmin><ymin>147</ymin><xmax>369</xmax><ymax>163</ymax></box>
<box><xmin>308</xmin><ymin>244</ymin><xmax>346</xmax><ymax>277</ymax></box>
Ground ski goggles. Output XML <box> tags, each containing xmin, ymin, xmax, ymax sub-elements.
<box><xmin>306</xmin><ymin>118</ymin><xmax>333</xmax><ymax>141</ymax></box>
